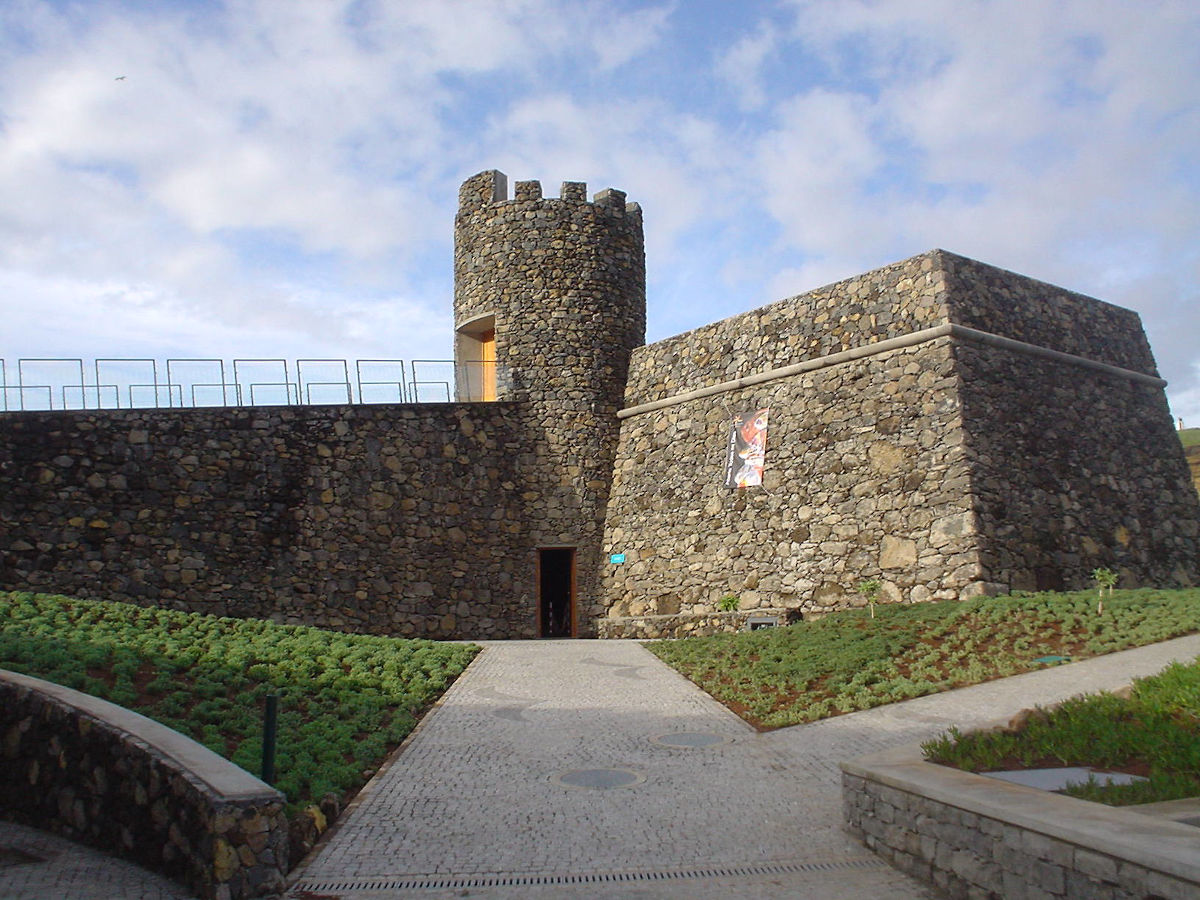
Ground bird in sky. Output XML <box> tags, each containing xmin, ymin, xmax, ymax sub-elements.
<box><xmin>115</xmin><ymin>75</ymin><xmax>125</xmax><ymax>80</ymax></box>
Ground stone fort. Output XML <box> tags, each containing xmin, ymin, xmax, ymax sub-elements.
<box><xmin>2</xmin><ymin>170</ymin><xmax>1198</xmax><ymax>639</ymax></box>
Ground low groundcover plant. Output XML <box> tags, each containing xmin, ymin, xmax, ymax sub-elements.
<box><xmin>921</xmin><ymin>657</ymin><xmax>1200</xmax><ymax>806</ymax></box>
<box><xmin>0</xmin><ymin>591</ymin><xmax>478</xmax><ymax>816</ymax></box>
<box><xmin>646</xmin><ymin>587</ymin><xmax>1200</xmax><ymax>730</ymax></box>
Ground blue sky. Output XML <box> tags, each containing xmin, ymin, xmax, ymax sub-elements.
<box><xmin>2</xmin><ymin>0</ymin><xmax>1198</xmax><ymax>421</ymax></box>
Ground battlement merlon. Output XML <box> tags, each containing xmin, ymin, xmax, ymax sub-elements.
<box><xmin>514</xmin><ymin>180</ymin><xmax>543</xmax><ymax>201</ymax></box>
<box><xmin>457</xmin><ymin>170</ymin><xmax>642</xmax><ymax>216</ymax></box>
<box><xmin>458</xmin><ymin>170</ymin><xmax>508</xmax><ymax>210</ymax></box>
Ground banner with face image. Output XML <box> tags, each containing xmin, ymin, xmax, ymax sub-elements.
<box><xmin>724</xmin><ymin>407</ymin><xmax>769</xmax><ymax>488</ymax></box>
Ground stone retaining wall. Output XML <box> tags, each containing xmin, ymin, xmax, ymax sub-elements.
<box><xmin>0</xmin><ymin>402</ymin><xmax>539</xmax><ymax>639</ymax></box>
<box><xmin>841</xmin><ymin>744</ymin><xmax>1200</xmax><ymax>900</ymax></box>
<box><xmin>0</xmin><ymin>668</ymin><xmax>287</xmax><ymax>899</ymax></box>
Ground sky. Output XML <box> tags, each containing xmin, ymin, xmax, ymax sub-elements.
<box><xmin>1</xmin><ymin>0</ymin><xmax>1198</xmax><ymax>420</ymax></box>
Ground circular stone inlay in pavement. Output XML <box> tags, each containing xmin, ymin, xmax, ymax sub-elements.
<box><xmin>551</xmin><ymin>768</ymin><xmax>645</xmax><ymax>790</ymax></box>
<box><xmin>650</xmin><ymin>732</ymin><xmax>730</xmax><ymax>749</ymax></box>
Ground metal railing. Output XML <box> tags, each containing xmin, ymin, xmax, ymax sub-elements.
<box><xmin>0</xmin><ymin>357</ymin><xmax>505</xmax><ymax>412</ymax></box>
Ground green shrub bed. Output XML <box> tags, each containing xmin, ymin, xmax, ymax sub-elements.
<box><xmin>923</xmin><ymin>657</ymin><xmax>1200</xmax><ymax>805</ymax></box>
<box><xmin>0</xmin><ymin>591</ymin><xmax>478</xmax><ymax>813</ymax></box>
<box><xmin>645</xmin><ymin>588</ymin><xmax>1200</xmax><ymax>729</ymax></box>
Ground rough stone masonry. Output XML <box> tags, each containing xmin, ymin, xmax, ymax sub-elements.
<box><xmin>1</xmin><ymin>170</ymin><xmax>1197</xmax><ymax>638</ymax></box>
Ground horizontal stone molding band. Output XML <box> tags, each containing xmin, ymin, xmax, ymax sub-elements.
<box><xmin>947</xmin><ymin>323</ymin><xmax>1168</xmax><ymax>389</ymax></box>
<box><xmin>616</xmin><ymin>322</ymin><xmax>1167</xmax><ymax>420</ymax></box>
<box><xmin>0</xmin><ymin>668</ymin><xmax>288</xmax><ymax>900</ymax></box>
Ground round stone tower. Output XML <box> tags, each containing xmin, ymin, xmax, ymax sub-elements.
<box><xmin>453</xmin><ymin>169</ymin><xmax>646</xmax><ymax>636</ymax></box>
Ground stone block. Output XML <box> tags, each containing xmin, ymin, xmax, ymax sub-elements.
<box><xmin>1073</xmin><ymin>848</ymin><xmax>1118</xmax><ymax>882</ymax></box>
<box><xmin>1142</xmin><ymin>870</ymin><xmax>1199</xmax><ymax>900</ymax></box>
<box><xmin>1021</xmin><ymin>830</ymin><xmax>1073</xmax><ymax>867</ymax></box>
<box><xmin>1032</xmin><ymin>859</ymin><xmax>1066</xmax><ymax>895</ymax></box>
<box><xmin>880</xmin><ymin>535</ymin><xmax>918</xmax><ymax>568</ymax></box>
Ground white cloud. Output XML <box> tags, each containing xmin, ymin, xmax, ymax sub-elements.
<box><xmin>0</xmin><ymin>0</ymin><xmax>1196</xmax><ymax>421</ymax></box>
<box><xmin>714</xmin><ymin>23</ymin><xmax>779</xmax><ymax>111</ymax></box>
<box><xmin>483</xmin><ymin>91</ymin><xmax>744</xmax><ymax>271</ymax></box>
<box><xmin>740</xmin><ymin>0</ymin><xmax>1200</xmax><ymax>410</ymax></box>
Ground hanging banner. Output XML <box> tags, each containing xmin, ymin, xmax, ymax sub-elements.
<box><xmin>724</xmin><ymin>407</ymin><xmax>769</xmax><ymax>488</ymax></box>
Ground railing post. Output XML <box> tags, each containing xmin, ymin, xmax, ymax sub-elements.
<box><xmin>261</xmin><ymin>694</ymin><xmax>278</xmax><ymax>785</ymax></box>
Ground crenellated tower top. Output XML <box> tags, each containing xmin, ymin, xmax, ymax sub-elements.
<box><xmin>456</xmin><ymin>169</ymin><xmax>640</xmax><ymax>218</ymax></box>
<box><xmin>453</xmin><ymin>169</ymin><xmax>646</xmax><ymax>408</ymax></box>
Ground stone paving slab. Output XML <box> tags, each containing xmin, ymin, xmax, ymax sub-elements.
<box><xmin>982</xmin><ymin>766</ymin><xmax>1145</xmax><ymax>790</ymax></box>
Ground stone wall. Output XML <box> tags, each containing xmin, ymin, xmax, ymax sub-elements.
<box><xmin>601</xmin><ymin>337</ymin><xmax>980</xmax><ymax>628</ymax></box>
<box><xmin>842</xmin><ymin>745</ymin><xmax>1200</xmax><ymax>900</ymax></box>
<box><xmin>0</xmin><ymin>402</ymin><xmax>542</xmax><ymax>639</ymax></box>
<box><xmin>594</xmin><ymin>609</ymin><xmax>791</xmax><ymax>640</ymax></box>
<box><xmin>622</xmin><ymin>251</ymin><xmax>947</xmax><ymax>408</ymax></box>
<box><xmin>1</xmin><ymin>668</ymin><xmax>287</xmax><ymax>900</ymax></box>
<box><xmin>598</xmin><ymin>249</ymin><xmax>1197</xmax><ymax>636</ymax></box>
<box><xmin>942</xmin><ymin>252</ymin><xmax>1158</xmax><ymax>373</ymax></box>
<box><xmin>3</xmin><ymin>186</ymin><xmax>1195</xmax><ymax>640</ymax></box>
<box><xmin>956</xmin><ymin>340</ymin><xmax>1200</xmax><ymax>593</ymax></box>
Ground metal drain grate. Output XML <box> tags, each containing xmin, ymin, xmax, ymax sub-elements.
<box><xmin>290</xmin><ymin>857</ymin><xmax>885</xmax><ymax>893</ymax></box>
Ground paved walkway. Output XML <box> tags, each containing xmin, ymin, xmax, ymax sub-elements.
<box><xmin>0</xmin><ymin>819</ymin><xmax>191</xmax><ymax>899</ymax></box>
<box><xmin>285</xmin><ymin>633</ymin><xmax>1200</xmax><ymax>899</ymax></box>
<box><xmin>3</xmin><ymin>633</ymin><xmax>1199</xmax><ymax>899</ymax></box>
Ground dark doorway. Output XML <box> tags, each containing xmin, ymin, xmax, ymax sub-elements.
<box><xmin>538</xmin><ymin>548</ymin><xmax>575</xmax><ymax>638</ymax></box>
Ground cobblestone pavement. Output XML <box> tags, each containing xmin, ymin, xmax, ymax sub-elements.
<box><xmin>285</xmin><ymin>633</ymin><xmax>1200</xmax><ymax>899</ymax></box>
<box><xmin>0</xmin><ymin>819</ymin><xmax>192</xmax><ymax>899</ymax></box>
<box><xmin>4</xmin><ymin>633</ymin><xmax>1198</xmax><ymax>900</ymax></box>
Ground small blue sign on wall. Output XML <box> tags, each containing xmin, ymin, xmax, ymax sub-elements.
<box><xmin>609</xmin><ymin>553</ymin><xmax>626</xmax><ymax>564</ymax></box>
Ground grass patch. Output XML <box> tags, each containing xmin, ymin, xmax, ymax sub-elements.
<box><xmin>922</xmin><ymin>658</ymin><xmax>1200</xmax><ymax>805</ymax></box>
<box><xmin>644</xmin><ymin>588</ymin><xmax>1200</xmax><ymax>729</ymax></box>
<box><xmin>0</xmin><ymin>591</ymin><xmax>478</xmax><ymax>815</ymax></box>
<box><xmin>1179</xmin><ymin>427</ymin><xmax>1200</xmax><ymax>449</ymax></box>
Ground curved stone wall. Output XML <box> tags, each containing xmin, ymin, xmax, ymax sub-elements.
<box><xmin>842</xmin><ymin>743</ymin><xmax>1200</xmax><ymax>899</ymax></box>
<box><xmin>0</xmin><ymin>668</ymin><xmax>287</xmax><ymax>899</ymax></box>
